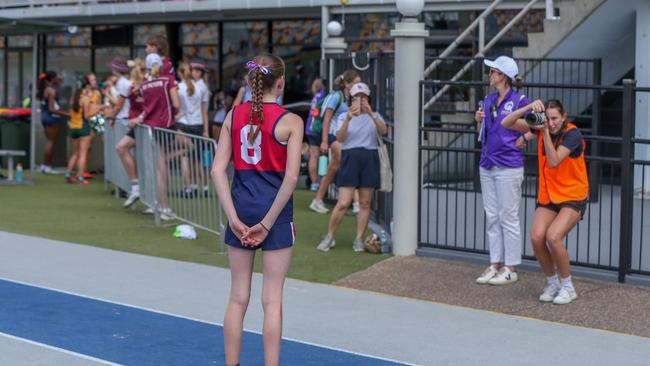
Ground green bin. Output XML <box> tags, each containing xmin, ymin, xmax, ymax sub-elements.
<box><xmin>0</xmin><ymin>108</ymin><xmax>31</xmax><ymax>169</ymax></box>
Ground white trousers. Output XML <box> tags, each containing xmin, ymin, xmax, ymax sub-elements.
<box><xmin>479</xmin><ymin>166</ymin><xmax>524</xmax><ymax>266</ymax></box>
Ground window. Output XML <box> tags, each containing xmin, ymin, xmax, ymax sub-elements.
<box><xmin>272</xmin><ymin>20</ymin><xmax>321</xmax><ymax>103</ymax></box>
<box><xmin>180</xmin><ymin>23</ymin><xmax>220</xmax><ymax>93</ymax></box>
<box><xmin>47</xmin><ymin>28</ymin><xmax>91</xmax><ymax>47</ymax></box>
<box><xmin>45</xmin><ymin>48</ymin><xmax>91</xmax><ymax>110</ymax></box>
<box><xmin>222</xmin><ymin>21</ymin><xmax>268</xmax><ymax>92</ymax></box>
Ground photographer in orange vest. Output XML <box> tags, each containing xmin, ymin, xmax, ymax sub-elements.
<box><xmin>502</xmin><ymin>98</ymin><xmax>588</xmax><ymax>305</ymax></box>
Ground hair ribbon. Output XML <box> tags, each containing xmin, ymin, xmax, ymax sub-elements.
<box><xmin>246</xmin><ymin>60</ymin><xmax>270</xmax><ymax>75</ymax></box>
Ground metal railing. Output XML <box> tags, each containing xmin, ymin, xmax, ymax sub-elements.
<box><xmin>104</xmin><ymin>119</ymin><xmax>133</xmax><ymax>196</ymax></box>
<box><xmin>136</xmin><ymin>125</ymin><xmax>224</xmax><ymax>238</ymax></box>
<box><xmin>418</xmin><ymin>79</ymin><xmax>650</xmax><ymax>282</ymax></box>
<box><xmin>423</xmin><ymin>0</ymin><xmax>542</xmax><ymax>108</ymax></box>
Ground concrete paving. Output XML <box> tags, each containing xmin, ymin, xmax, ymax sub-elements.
<box><xmin>1</xmin><ymin>231</ymin><xmax>649</xmax><ymax>366</ymax></box>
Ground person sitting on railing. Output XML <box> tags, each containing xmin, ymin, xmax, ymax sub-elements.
<box><xmin>116</xmin><ymin>58</ymin><xmax>145</xmax><ymax>209</ymax></box>
<box><xmin>211</xmin><ymin>54</ymin><xmax>303</xmax><ymax>366</ymax></box>
<box><xmin>502</xmin><ymin>98</ymin><xmax>588</xmax><ymax>305</ymax></box>
<box><xmin>129</xmin><ymin>53</ymin><xmax>180</xmax><ymax>221</ymax></box>
<box><xmin>474</xmin><ymin>56</ymin><xmax>529</xmax><ymax>286</ymax></box>
<box><xmin>174</xmin><ymin>61</ymin><xmax>211</xmax><ymax>198</ymax></box>
<box><xmin>316</xmin><ymin>82</ymin><xmax>388</xmax><ymax>252</ymax></box>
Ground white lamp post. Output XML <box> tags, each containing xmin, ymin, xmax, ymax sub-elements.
<box><xmin>391</xmin><ymin>0</ymin><xmax>428</xmax><ymax>256</ymax></box>
<box><xmin>323</xmin><ymin>20</ymin><xmax>348</xmax><ymax>91</ymax></box>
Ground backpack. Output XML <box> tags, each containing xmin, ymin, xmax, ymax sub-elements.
<box><xmin>310</xmin><ymin>91</ymin><xmax>343</xmax><ymax>134</ymax></box>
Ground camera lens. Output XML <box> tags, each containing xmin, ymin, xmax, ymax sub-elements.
<box><xmin>526</xmin><ymin>112</ymin><xmax>546</xmax><ymax>126</ymax></box>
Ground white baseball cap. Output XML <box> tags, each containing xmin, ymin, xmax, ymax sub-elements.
<box><xmin>484</xmin><ymin>56</ymin><xmax>519</xmax><ymax>81</ymax></box>
<box><xmin>350</xmin><ymin>82</ymin><xmax>371</xmax><ymax>97</ymax></box>
<box><xmin>145</xmin><ymin>53</ymin><xmax>163</xmax><ymax>70</ymax></box>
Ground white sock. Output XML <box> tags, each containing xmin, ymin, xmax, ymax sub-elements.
<box><xmin>131</xmin><ymin>183</ymin><xmax>139</xmax><ymax>194</ymax></box>
<box><xmin>560</xmin><ymin>276</ymin><xmax>573</xmax><ymax>288</ymax></box>
<box><xmin>547</xmin><ymin>275</ymin><xmax>559</xmax><ymax>286</ymax></box>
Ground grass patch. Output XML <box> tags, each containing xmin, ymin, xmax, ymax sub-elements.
<box><xmin>0</xmin><ymin>173</ymin><xmax>389</xmax><ymax>283</ymax></box>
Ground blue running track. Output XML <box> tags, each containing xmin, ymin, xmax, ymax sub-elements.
<box><xmin>0</xmin><ymin>279</ymin><xmax>405</xmax><ymax>365</ymax></box>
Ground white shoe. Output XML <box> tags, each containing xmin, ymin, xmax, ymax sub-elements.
<box><xmin>352</xmin><ymin>202</ymin><xmax>360</xmax><ymax>215</ymax></box>
<box><xmin>352</xmin><ymin>237</ymin><xmax>364</xmax><ymax>252</ymax></box>
<box><xmin>316</xmin><ymin>235</ymin><xmax>336</xmax><ymax>252</ymax></box>
<box><xmin>539</xmin><ymin>282</ymin><xmax>562</xmax><ymax>302</ymax></box>
<box><xmin>40</xmin><ymin>165</ymin><xmax>55</xmax><ymax>174</ymax></box>
<box><xmin>123</xmin><ymin>190</ymin><xmax>140</xmax><ymax>208</ymax></box>
<box><xmin>160</xmin><ymin>208</ymin><xmax>174</xmax><ymax>221</ymax></box>
<box><xmin>488</xmin><ymin>267</ymin><xmax>518</xmax><ymax>285</ymax></box>
<box><xmin>476</xmin><ymin>266</ymin><xmax>498</xmax><ymax>284</ymax></box>
<box><xmin>141</xmin><ymin>207</ymin><xmax>154</xmax><ymax>215</ymax></box>
<box><xmin>553</xmin><ymin>285</ymin><xmax>578</xmax><ymax>305</ymax></box>
<box><xmin>309</xmin><ymin>199</ymin><xmax>329</xmax><ymax>214</ymax></box>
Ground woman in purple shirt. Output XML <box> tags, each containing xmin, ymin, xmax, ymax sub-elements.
<box><xmin>474</xmin><ymin>56</ymin><xmax>531</xmax><ymax>286</ymax></box>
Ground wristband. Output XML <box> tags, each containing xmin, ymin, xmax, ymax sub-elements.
<box><xmin>260</xmin><ymin>222</ymin><xmax>270</xmax><ymax>232</ymax></box>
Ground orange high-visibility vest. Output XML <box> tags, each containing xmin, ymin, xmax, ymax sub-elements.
<box><xmin>537</xmin><ymin>122</ymin><xmax>589</xmax><ymax>204</ymax></box>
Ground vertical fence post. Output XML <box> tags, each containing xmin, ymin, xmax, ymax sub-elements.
<box><xmin>618</xmin><ymin>79</ymin><xmax>636</xmax><ymax>283</ymax></box>
<box><xmin>589</xmin><ymin>58</ymin><xmax>602</xmax><ymax>202</ymax></box>
<box><xmin>472</xmin><ymin>58</ymin><xmax>484</xmax><ymax>193</ymax></box>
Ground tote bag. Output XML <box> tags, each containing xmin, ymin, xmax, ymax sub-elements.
<box><xmin>375</xmin><ymin>130</ymin><xmax>393</xmax><ymax>192</ymax></box>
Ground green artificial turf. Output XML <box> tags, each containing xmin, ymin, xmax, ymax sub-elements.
<box><xmin>0</xmin><ymin>173</ymin><xmax>389</xmax><ymax>283</ymax></box>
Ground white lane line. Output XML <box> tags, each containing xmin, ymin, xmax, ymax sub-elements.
<box><xmin>0</xmin><ymin>276</ymin><xmax>418</xmax><ymax>366</ymax></box>
<box><xmin>0</xmin><ymin>332</ymin><xmax>121</xmax><ymax>366</ymax></box>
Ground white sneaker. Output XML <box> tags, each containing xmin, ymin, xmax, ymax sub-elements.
<box><xmin>352</xmin><ymin>237</ymin><xmax>364</xmax><ymax>252</ymax></box>
<box><xmin>488</xmin><ymin>267</ymin><xmax>518</xmax><ymax>285</ymax></box>
<box><xmin>539</xmin><ymin>282</ymin><xmax>562</xmax><ymax>302</ymax></box>
<box><xmin>160</xmin><ymin>208</ymin><xmax>174</xmax><ymax>221</ymax></box>
<box><xmin>553</xmin><ymin>285</ymin><xmax>578</xmax><ymax>305</ymax></box>
<box><xmin>123</xmin><ymin>190</ymin><xmax>140</xmax><ymax>208</ymax></box>
<box><xmin>309</xmin><ymin>199</ymin><xmax>329</xmax><ymax>214</ymax></box>
<box><xmin>316</xmin><ymin>235</ymin><xmax>336</xmax><ymax>252</ymax></box>
<box><xmin>352</xmin><ymin>202</ymin><xmax>360</xmax><ymax>215</ymax></box>
<box><xmin>476</xmin><ymin>266</ymin><xmax>498</xmax><ymax>284</ymax></box>
<box><xmin>141</xmin><ymin>207</ymin><xmax>154</xmax><ymax>215</ymax></box>
<box><xmin>40</xmin><ymin>165</ymin><xmax>55</xmax><ymax>174</ymax></box>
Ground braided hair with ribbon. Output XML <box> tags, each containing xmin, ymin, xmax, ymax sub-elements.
<box><xmin>245</xmin><ymin>54</ymin><xmax>285</xmax><ymax>144</ymax></box>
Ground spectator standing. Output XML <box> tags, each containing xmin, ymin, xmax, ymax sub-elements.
<box><xmin>474</xmin><ymin>56</ymin><xmax>529</xmax><ymax>286</ymax></box>
<box><xmin>316</xmin><ymin>82</ymin><xmax>387</xmax><ymax>252</ymax></box>
<box><xmin>176</xmin><ymin>61</ymin><xmax>210</xmax><ymax>197</ymax></box>
<box><xmin>37</xmin><ymin>71</ymin><xmax>70</xmax><ymax>174</ymax></box>
<box><xmin>309</xmin><ymin>70</ymin><xmax>360</xmax><ymax>214</ymax></box>
<box><xmin>305</xmin><ymin>77</ymin><xmax>327</xmax><ymax>191</ymax></box>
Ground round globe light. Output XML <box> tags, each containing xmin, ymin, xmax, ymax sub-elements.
<box><xmin>67</xmin><ymin>25</ymin><xmax>78</xmax><ymax>34</ymax></box>
<box><xmin>326</xmin><ymin>21</ymin><xmax>343</xmax><ymax>37</ymax></box>
<box><xmin>396</xmin><ymin>0</ymin><xmax>425</xmax><ymax>17</ymax></box>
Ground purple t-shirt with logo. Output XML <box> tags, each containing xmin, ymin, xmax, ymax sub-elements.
<box><xmin>479</xmin><ymin>89</ymin><xmax>530</xmax><ymax>169</ymax></box>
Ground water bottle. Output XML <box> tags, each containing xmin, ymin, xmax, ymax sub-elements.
<box><xmin>318</xmin><ymin>154</ymin><xmax>328</xmax><ymax>176</ymax></box>
<box><xmin>15</xmin><ymin>163</ymin><xmax>24</xmax><ymax>183</ymax></box>
<box><xmin>379</xmin><ymin>230</ymin><xmax>391</xmax><ymax>254</ymax></box>
<box><xmin>202</xmin><ymin>149</ymin><xmax>213</xmax><ymax>169</ymax></box>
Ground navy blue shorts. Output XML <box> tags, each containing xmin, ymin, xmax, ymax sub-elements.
<box><xmin>41</xmin><ymin>113</ymin><xmax>63</xmax><ymax>127</ymax></box>
<box><xmin>225</xmin><ymin>221</ymin><xmax>296</xmax><ymax>251</ymax></box>
<box><xmin>337</xmin><ymin>148</ymin><xmax>380</xmax><ymax>188</ymax></box>
<box><xmin>307</xmin><ymin>133</ymin><xmax>336</xmax><ymax>147</ymax></box>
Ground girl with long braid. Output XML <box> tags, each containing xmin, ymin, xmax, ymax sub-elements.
<box><xmin>212</xmin><ymin>54</ymin><xmax>303</xmax><ymax>366</ymax></box>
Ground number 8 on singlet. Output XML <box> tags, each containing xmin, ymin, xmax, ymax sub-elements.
<box><xmin>240</xmin><ymin>124</ymin><xmax>262</xmax><ymax>165</ymax></box>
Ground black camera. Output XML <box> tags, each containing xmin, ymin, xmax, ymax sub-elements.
<box><xmin>526</xmin><ymin>112</ymin><xmax>546</xmax><ymax>126</ymax></box>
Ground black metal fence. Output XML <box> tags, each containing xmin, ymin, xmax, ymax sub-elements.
<box><xmin>418</xmin><ymin>79</ymin><xmax>650</xmax><ymax>282</ymax></box>
<box><xmin>324</xmin><ymin>52</ymin><xmax>395</xmax><ymax>230</ymax></box>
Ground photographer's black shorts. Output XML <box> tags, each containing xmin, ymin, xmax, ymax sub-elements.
<box><xmin>537</xmin><ymin>199</ymin><xmax>588</xmax><ymax>220</ymax></box>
